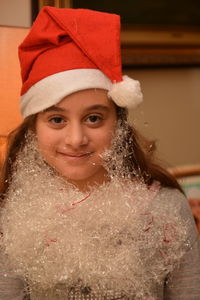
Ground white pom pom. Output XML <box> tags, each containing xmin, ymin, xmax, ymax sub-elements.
<box><xmin>108</xmin><ymin>75</ymin><xmax>143</xmax><ymax>109</ymax></box>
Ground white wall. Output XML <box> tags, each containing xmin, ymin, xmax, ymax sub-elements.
<box><xmin>127</xmin><ymin>67</ymin><xmax>200</xmax><ymax>168</ymax></box>
<box><xmin>0</xmin><ymin>0</ymin><xmax>31</xmax><ymax>27</ymax></box>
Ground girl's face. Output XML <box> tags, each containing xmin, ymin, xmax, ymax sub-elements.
<box><xmin>36</xmin><ymin>89</ymin><xmax>117</xmax><ymax>191</ymax></box>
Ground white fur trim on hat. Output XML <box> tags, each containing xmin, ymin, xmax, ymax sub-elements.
<box><xmin>20</xmin><ymin>69</ymin><xmax>112</xmax><ymax>117</ymax></box>
<box><xmin>20</xmin><ymin>71</ymin><xmax>143</xmax><ymax>118</ymax></box>
<box><xmin>108</xmin><ymin>75</ymin><xmax>143</xmax><ymax>109</ymax></box>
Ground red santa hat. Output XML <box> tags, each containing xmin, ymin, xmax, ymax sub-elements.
<box><xmin>19</xmin><ymin>6</ymin><xmax>143</xmax><ymax>117</ymax></box>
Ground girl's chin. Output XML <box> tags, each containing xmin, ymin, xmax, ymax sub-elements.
<box><xmin>56</xmin><ymin>168</ymin><xmax>109</xmax><ymax>189</ymax></box>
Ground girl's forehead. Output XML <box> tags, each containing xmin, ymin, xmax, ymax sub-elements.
<box><xmin>48</xmin><ymin>89</ymin><xmax>116</xmax><ymax>112</ymax></box>
<box><xmin>37</xmin><ymin>90</ymin><xmax>118</xmax><ymax>122</ymax></box>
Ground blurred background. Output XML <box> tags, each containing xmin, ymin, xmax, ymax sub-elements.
<box><xmin>0</xmin><ymin>0</ymin><xmax>200</xmax><ymax>169</ymax></box>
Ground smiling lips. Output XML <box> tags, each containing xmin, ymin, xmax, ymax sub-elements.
<box><xmin>58</xmin><ymin>151</ymin><xmax>92</xmax><ymax>160</ymax></box>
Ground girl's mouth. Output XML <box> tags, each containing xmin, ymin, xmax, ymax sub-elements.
<box><xmin>58</xmin><ymin>152</ymin><xmax>92</xmax><ymax>160</ymax></box>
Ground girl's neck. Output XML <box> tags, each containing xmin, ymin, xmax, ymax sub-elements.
<box><xmin>66</xmin><ymin>170</ymin><xmax>110</xmax><ymax>193</ymax></box>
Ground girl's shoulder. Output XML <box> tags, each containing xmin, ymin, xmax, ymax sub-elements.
<box><xmin>152</xmin><ymin>185</ymin><xmax>199</xmax><ymax>245</ymax></box>
<box><xmin>154</xmin><ymin>185</ymin><xmax>192</xmax><ymax>213</ymax></box>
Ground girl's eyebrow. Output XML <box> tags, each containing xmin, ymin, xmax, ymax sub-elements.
<box><xmin>85</xmin><ymin>105</ymin><xmax>109</xmax><ymax>112</ymax></box>
<box><xmin>43</xmin><ymin>106</ymin><xmax>65</xmax><ymax>113</ymax></box>
<box><xmin>43</xmin><ymin>105</ymin><xmax>109</xmax><ymax>113</ymax></box>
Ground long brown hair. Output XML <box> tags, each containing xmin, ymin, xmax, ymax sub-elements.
<box><xmin>0</xmin><ymin>115</ymin><xmax>36</xmax><ymax>200</ymax></box>
<box><xmin>116</xmin><ymin>107</ymin><xmax>183</xmax><ymax>192</ymax></box>
<box><xmin>0</xmin><ymin>109</ymin><xmax>182</xmax><ymax>202</ymax></box>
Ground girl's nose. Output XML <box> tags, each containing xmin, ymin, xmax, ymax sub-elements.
<box><xmin>64</xmin><ymin>122</ymin><xmax>89</xmax><ymax>149</ymax></box>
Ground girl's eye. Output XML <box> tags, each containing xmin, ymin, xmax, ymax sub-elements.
<box><xmin>49</xmin><ymin>117</ymin><xmax>64</xmax><ymax>124</ymax></box>
<box><xmin>48</xmin><ymin>116</ymin><xmax>66</xmax><ymax>127</ymax></box>
<box><xmin>86</xmin><ymin>115</ymin><xmax>103</xmax><ymax>124</ymax></box>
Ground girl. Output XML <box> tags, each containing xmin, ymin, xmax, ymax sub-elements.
<box><xmin>0</xmin><ymin>6</ymin><xmax>200</xmax><ymax>300</ymax></box>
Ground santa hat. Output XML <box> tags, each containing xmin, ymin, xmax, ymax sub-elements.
<box><xmin>19</xmin><ymin>6</ymin><xmax>143</xmax><ymax>117</ymax></box>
